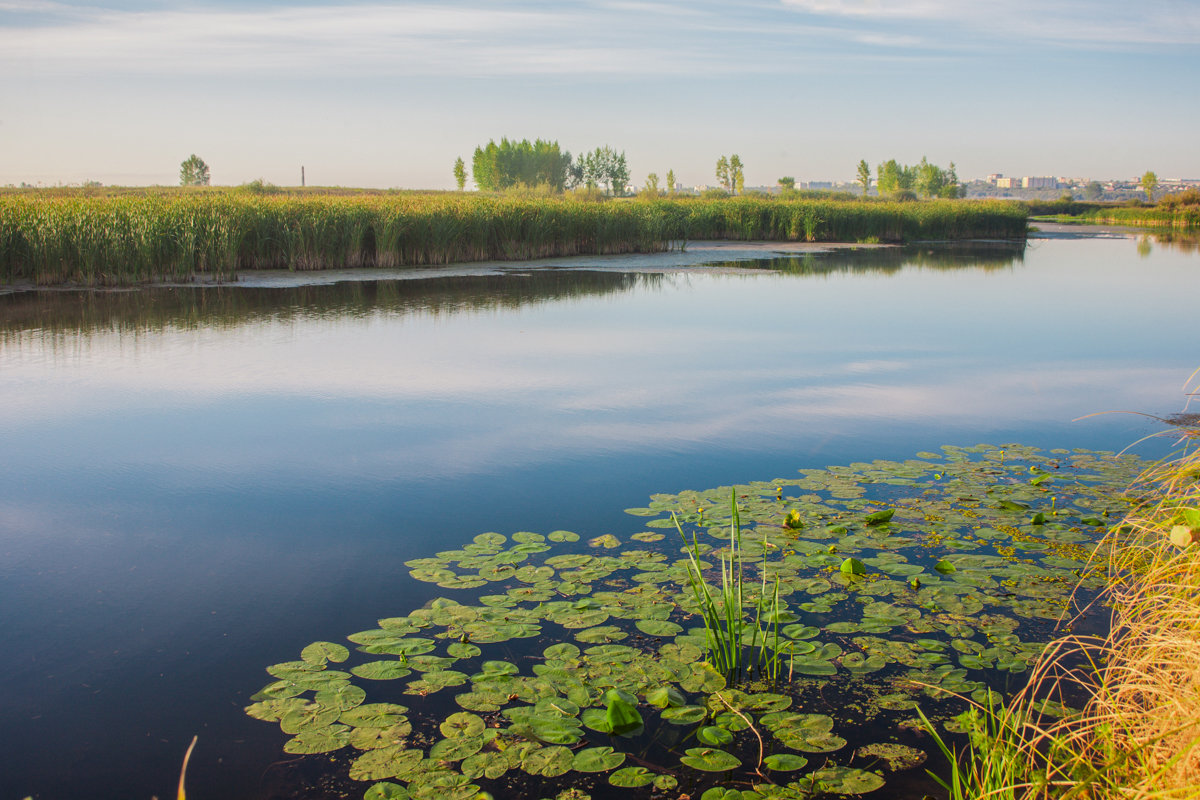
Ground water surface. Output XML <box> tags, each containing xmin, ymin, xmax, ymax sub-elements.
<box><xmin>0</xmin><ymin>232</ymin><xmax>1196</xmax><ymax>799</ymax></box>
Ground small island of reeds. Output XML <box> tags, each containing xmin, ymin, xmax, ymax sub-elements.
<box><xmin>0</xmin><ymin>188</ymin><xmax>1028</xmax><ymax>286</ymax></box>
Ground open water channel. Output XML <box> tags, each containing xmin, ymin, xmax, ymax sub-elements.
<box><xmin>0</xmin><ymin>229</ymin><xmax>1197</xmax><ymax>800</ymax></box>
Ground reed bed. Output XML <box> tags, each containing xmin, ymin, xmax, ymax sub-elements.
<box><xmin>929</xmin><ymin>403</ymin><xmax>1200</xmax><ymax>799</ymax></box>
<box><xmin>0</xmin><ymin>191</ymin><xmax>1027</xmax><ymax>285</ymax></box>
<box><xmin>1080</xmin><ymin>204</ymin><xmax>1200</xmax><ymax>230</ymax></box>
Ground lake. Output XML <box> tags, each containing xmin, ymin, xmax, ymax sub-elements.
<box><xmin>0</xmin><ymin>229</ymin><xmax>1196</xmax><ymax>800</ymax></box>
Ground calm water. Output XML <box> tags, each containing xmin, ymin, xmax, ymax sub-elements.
<box><xmin>0</xmin><ymin>231</ymin><xmax>1196</xmax><ymax>800</ymax></box>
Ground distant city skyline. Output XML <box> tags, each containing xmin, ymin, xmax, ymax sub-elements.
<box><xmin>3</xmin><ymin>0</ymin><xmax>1198</xmax><ymax>189</ymax></box>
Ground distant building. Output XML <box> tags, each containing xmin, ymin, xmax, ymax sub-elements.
<box><xmin>803</xmin><ymin>181</ymin><xmax>833</xmax><ymax>190</ymax></box>
<box><xmin>994</xmin><ymin>177</ymin><xmax>1019</xmax><ymax>189</ymax></box>
<box><xmin>1022</xmin><ymin>176</ymin><xmax>1058</xmax><ymax>190</ymax></box>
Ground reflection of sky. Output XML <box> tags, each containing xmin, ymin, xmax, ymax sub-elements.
<box><xmin>1</xmin><ymin>235</ymin><xmax>1198</xmax><ymax>800</ymax></box>
<box><xmin>1</xmin><ymin>237</ymin><xmax>1195</xmax><ymax>488</ymax></box>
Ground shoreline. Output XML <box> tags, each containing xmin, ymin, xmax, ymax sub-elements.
<box><xmin>0</xmin><ymin>240</ymin><xmax>897</xmax><ymax>294</ymax></box>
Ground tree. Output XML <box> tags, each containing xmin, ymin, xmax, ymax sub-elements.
<box><xmin>778</xmin><ymin>176</ymin><xmax>796</xmax><ymax>191</ymax></box>
<box><xmin>915</xmin><ymin>157</ymin><xmax>945</xmax><ymax>198</ymax></box>
<box><xmin>716</xmin><ymin>155</ymin><xmax>743</xmax><ymax>194</ymax></box>
<box><xmin>1083</xmin><ymin>181</ymin><xmax>1104</xmax><ymax>201</ymax></box>
<box><xmin>453</xmin><ymin>157</ymin><xmax>467</xmax><ymax>191</ymax></box>
<box><xmin>578</xmin><ymin>146</ymin><xmax>629</xmax><ymax>195</ymax></box>
<box><xmin>856</xmin><ymin>160</ymin><xmax>870</xmax><ymax>197</ymax></box>
<box><xmin>470</xmin><ymin>138</ymin><xmax>571</xmax><ymax>192</ymax></box>
<box><xmin>877</xmin><ymin>157</ymin><xmax>957</xmax><ymax>198</ymax></box>
<box><xmin>876</xmin><ymin>160</ymin><xmax>901</xmax><ymax>196</ymax></box>
<box><xmin>1142</xmin><ymin>170</ymin><xmax>1158</xmax><ymax>202</ymax></box>
<box><xmin>643</xmin><ymin>172</ymin><xmax>660</xmax><ymax>197</ymax></box>
<box><xmin>179</xmin><ymin>154</ymin><xmax>210</xmax><ymax>186</ymax></box>
<box><xmin>665</xmin><ymin>169</ymin><xmax>676</xmax><ymax>195</ymax></box>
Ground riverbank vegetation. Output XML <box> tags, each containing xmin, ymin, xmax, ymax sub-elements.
<box><xmin>0</xmin><ymin>189</ymin><xmax>1027</xmax><ymax>286</ymax></box>
<box><xmin>1028</xmin><ymin>189</ymin><xmax>1200</xmax><ymax>229</ymax></box>
<box><xmin>933</xmin><ymin>414</ymin><xmax>1200</xmax><ymax>799</ymax></box>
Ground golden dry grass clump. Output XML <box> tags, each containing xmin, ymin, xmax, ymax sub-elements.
<box><xmin>977</xmin><ymin>414</ymin><xmax>1200</xmax><ymax>799</ymax></box>
<box><xmin>1082</xmin><ymin>424</ymin><xmax>1200</xmax><ymax>797</ymax></box>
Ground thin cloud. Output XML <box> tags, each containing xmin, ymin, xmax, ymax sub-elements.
<box><xmin>779</xmin><ymin>0</ymin><xmax>1200</xmax><ymax>46</ymax></box>
<box><xmin>1</xmin><ymin>0</ymin><xmax>984</xmax><ymax>78</ymax></box>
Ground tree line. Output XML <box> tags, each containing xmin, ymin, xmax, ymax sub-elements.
<box><xmin>462</xmin><ymin>139</ymin><xmax>630</xmax><ymax>195</ymax></box>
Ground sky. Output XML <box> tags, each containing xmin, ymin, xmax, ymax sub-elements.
<box><xmin>2</xmin><ymin>0</ymin><xmax>1199</xmax><ymax>189</ymax></box>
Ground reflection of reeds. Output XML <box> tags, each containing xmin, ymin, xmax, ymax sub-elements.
<box><xmin>930</xmin><ymin>389</ymin><xmax>1200</xmax><ymax>798</ymax></box>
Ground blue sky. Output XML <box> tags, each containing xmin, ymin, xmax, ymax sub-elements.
<box><xmin>3</xmin><ymin>0</ymin><xmax>1198</xmax><ymax>188</ymax></box>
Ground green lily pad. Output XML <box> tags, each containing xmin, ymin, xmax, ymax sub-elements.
<box><xmin>364</xmin><ymin>782</ymin><xmax>410</xmax><ymax>800</ymax></box>
<box><xmin>573</xmin><ymin>746</ymin><xmax>625</xmax><ymax>772</ymax></box>
<box><xmin>280</xmin><ymin>704</ymin><xmax>341</xmax><ymax>734</ymax></box>
<box><xmin>439</xmin><ymin>711</ymin><xmax>485</xmax><ymax>738</ymax></box>
<box><xmin>349</xmin><ymin>746</ymin><xmax>423</xmax><ymax>782</ymax></box>
<box><xmin>840</xmin><ymin>557</ymin><xmax>866</xmax><ymax>575</ymax></box>
<box><xmin>340</xmin><ymin>703</ymin><xmax>409</xmax><ymax>728</ymax></box>
<box><xmin>301</xmin><ymin>641</ymin><xmax>350</xmax><ymax>665</ymax></box>
<box><xmin>575</xmin><ymin>625</ymin><xmax>626</xmax><ymax>643</ymax></box>
<box><xmin>661</xmin><ymin>705</ymin><xmax>707</xmax><ymax>725</ymax></box>
<box><xmin>680</xmin><ymin>747</ymin><xmax>741</xmax><ymax>772</ymax></box>
<box><xmin>809</xmin><ymin>766</ymin><xmax>886</xmax><ymax>794</ymax></box>
<box><xmin>352</xmin><ymin>661</ymin><xmax>413</xmax><ymax>681</ymax></box>
<box><xmin>520</xmin><ymin>745</ymin><xmax>574</xmax><ymax>777</ymax></box>
<box><xmin>608</xmin><ymin>766</ymin><xmax>656</xmax><ymax>787</ymax></box>
<box><xmin>696</xmin><ymin>725</ymin><xmax>734</xmax><ymax>746</ymax></box>
<box><xmin>428</xmin><ymin>735</ymin><xmax>483</xmax><ymax>761</ymax></box>
<box><xmin>646</xmin><ymin>685</ymin><xmax>687</xmax><ymax>708</ymax></box>
<box><xmin>635</xmin><ymin>619</ymin><xmax>683</xmax><ymax>637</ymax></box>
<box><xmin>763</xmin><ymin>753</ymin><xmax>809</xmax><ymax>771</ymax></box>
<box><xmin>284</xmin><ymin>724</ymin><xmax>350</xmax><ymax>754</ymax></box>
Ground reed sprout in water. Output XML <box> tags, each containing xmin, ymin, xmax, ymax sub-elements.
<box><xmin>674</xmin><ymin>489</ymin><xmax>789</xmax><ymax>686</ymax></box>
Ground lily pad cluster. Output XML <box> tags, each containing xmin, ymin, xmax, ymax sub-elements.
<box><xmin>247</xmin><ymin>444</ymin><xmax>1142</xmax><ymax>799</ymax></box>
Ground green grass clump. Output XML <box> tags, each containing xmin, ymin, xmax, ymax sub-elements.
<box><xmin>0</xmin><ymin>189</ymin><xmax>1028</xmax><ymax>286</ymax></box>
<box><xmin>674</xmin><ymin>490</ymin><xmax>789</xmax><ymax>686</ymax></box>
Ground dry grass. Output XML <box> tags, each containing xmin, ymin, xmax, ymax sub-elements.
<box><xmin>942</xmin><ymin>382</ymin><xmax>1200</xmax><ymax>799</ymax></box>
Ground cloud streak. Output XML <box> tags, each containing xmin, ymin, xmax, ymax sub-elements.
<box><xmin>7</xmin><ymin>0</ymin><xmax>1192</xmax><ymax>81</ymax></box>
<box><xmin>779</xmin><ymin>0</ymin><xmax>1200</xmax><ymax>46</ymax></box>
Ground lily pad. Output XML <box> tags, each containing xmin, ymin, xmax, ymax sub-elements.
<box><xmin>608</xmin><ymin>765</ymin><xmax>656</xmax><ymax>787</ymax></box>
<box><xmin>680</xmin><ymin>747</ymin><xmax>741</xmax><ymax>772</ymax></box>
<box><xmin>763</xmin><ymin>753</ymin><xmax>809</xmax><ymax>771</ymax></box>
<box><xmin>809</xmin><ymin>766</ymin><xmax>886</xmax><ymax>794</ymax></box>
<box><xmin>364</xmin><ymin>783</ymin><xmax>410</xmax><ymax>800</ymax></box>
<box><xmin>573</xmin><ymin>746</ymin><xmax>625</xmax><ymax>772</ymax></box>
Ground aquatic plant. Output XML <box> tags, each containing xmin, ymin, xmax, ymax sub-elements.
<box><xmin>675</xmin><ymin>490</ymin><xmax>788</xmax><ymax>686</ymax></box>
<box><xmin>245</xmin><ymin>444</ymin><xmax>1142</xmax><ymax>800</ymax></box>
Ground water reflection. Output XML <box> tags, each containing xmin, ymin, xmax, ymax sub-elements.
<box><xmin>0</xmin><ymin>241</ymin><xmax>1026</xmax><ymax>338</ymax></box>
<box><xmin>1139</xmin><ymin>231</ymin><xmax>1200</xmax><ymax>256</ymax></box>
<box><xmin>0</xmin><ymin>270</ymin><xmax>658</xmax><ymax>337</ymax></box>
